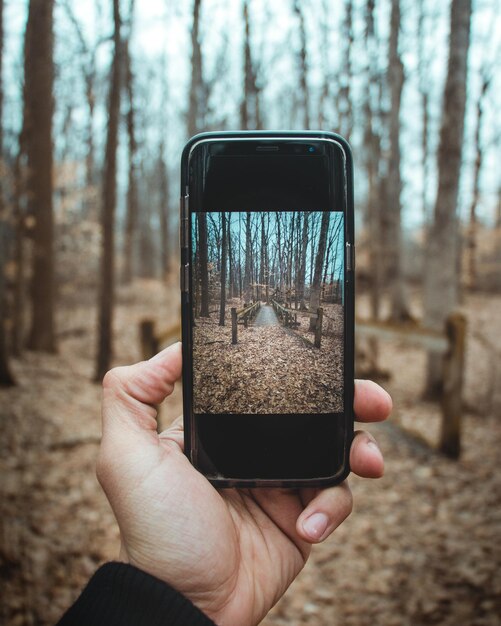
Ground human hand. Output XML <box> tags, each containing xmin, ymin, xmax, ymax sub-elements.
<box><xmin>97</xmin><ymin>342</ymin><xmax>391</xmax><ymax>626</ymax></box>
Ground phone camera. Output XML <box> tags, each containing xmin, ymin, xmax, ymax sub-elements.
<box><xmin>308</xmin><ymin>146</ymin><xmax>316</xmax><ymax>153</ymax></box>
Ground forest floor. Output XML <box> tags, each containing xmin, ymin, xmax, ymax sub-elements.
<box><xmin>192</xmin><ymin>300</ymin><xmax>343</xmax><ymax>414</ymax></box>
<box><xmin>1</xmin><ymin>281</ymin><xmax>501</xmax><ymax>625</ymax></box>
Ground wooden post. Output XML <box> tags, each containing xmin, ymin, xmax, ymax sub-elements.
<box><xmin>440</xmin><ymin>312</ymin><xmax>466</xmax><ymax>459</ymax></box>
<box><xmin>314</xmin><ymin>307</ymin><xmax>323</xmax><ymax>348</ymax></box>
<box><xmin>140</xmin><ymin>319</ymin><xmax>159</xmax><ymax>360</ymax></box>
<box><xmin>231</xmin><ymin>307</ymin><xmax>238</xmax><ymax>344</ymax></box>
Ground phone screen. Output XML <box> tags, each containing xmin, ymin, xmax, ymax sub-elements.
<box><xmin>183</xmin><ymin>136</ymin><xmax>353</xmax><ymax>484</ymax></box>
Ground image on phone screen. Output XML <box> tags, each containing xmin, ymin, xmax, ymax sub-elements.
<box><xmin>191</xmin><ymin>210</ymin><xmax>344</xmax><ymax>415</ymax></box>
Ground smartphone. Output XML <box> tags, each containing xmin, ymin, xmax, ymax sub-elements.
<box><xmin>180</xmin><ymin>131</ymin><xmax>354</xmax><ymax>487</ymax></box>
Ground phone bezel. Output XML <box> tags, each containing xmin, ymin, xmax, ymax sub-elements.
<box><xmin>180</xmin><ymin>131</ymin><xmax>354</xmax><ymax>488</ymax></box>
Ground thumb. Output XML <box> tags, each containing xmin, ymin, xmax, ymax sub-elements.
<box><xmin>101</xmin><ymin>342</ymin><xmax>182</xmax><ymax>442</ymax></box>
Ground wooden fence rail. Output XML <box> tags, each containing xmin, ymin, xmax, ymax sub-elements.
<box><xmin>356</xmin><ymin>312</ymin><xmax>466</xmax><ymax>459</ymax></box>
<box><xmin>271</xmin><ymin>300</ymin><xmax>323</xmax><ymax>348</ymax></box>
<box><xmin>231</xmin><ymin>301</ymin><xmax>261</xmax><ymax>344</ymax></box>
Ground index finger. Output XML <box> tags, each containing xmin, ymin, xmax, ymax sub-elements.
<box><xmin>354</xmin><ymin>379</ymin><xmax>392</xmax><ymax>423</ymax></box>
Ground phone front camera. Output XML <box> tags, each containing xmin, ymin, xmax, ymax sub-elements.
<box><xmin>308</xmin><ymin>146</ymin><xmax>315</xmax><ymax>153</ymax></box>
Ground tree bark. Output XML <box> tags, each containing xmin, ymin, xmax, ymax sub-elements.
<box><xmin>0</xmin><ymin>0</ymin><xmax>15</xmax><ymax>385</ymax></box>
<box><xmin>25</xmin><ymin>0</ymin><xmax>56</xmax><ymax>352</ymax></box>
<box><xmin>122</xmin><ymin>22</ymin><xmax>138</xmax><ymax>284</ymax></box>
<box><xmin>157</xmin><ymin>142</ymin><xmax>170</xmax><ymax>281</ymax></box>
<box><xmin>244</xmin><ymin>212</ymin><xmax>252</xmax><ymax>301</ymax></box>
<box><xmin>240</xmin><ymin>0</ymin><xmax>262</xmax><ymax>130</ymax></box>
<box><xmin>95</xmin><ymin>0</ymin><xmax>122</xmax><ymax>381</ymax></box>
<box><xmin>309</xmin><ymin>211</ymin><xmax>330</xmax><ymax>330</ymax></box>
<box><xmin>423</xmin><ymin>0</ymin><xmax>472</xmax><ymax>396</ymax></box>
<box><xmin>338</xmin><ymin>0</ymin><xmax>354</xmax><ymax>141</ymax></box>
<box><xmin>198</xmin><ymin>212</ymin><xmax>209</xmax><ymax>316</ymax></box>
<box><xmin>219</xmin><ymin>212</ymin><xmax>227</xmax><ymax>325</ymax></box>
<box><xmin>466</xmin><ymin>72</ymin><xmax>489</xmax><ymax>290</ymax></box>
<box><xmin>387</xmin><ymin>0</ymin><xmax>410</xmax><ymax>321</ymax></box>
<box><xmin>188</xmin><ymin>0</ymin><xmax>204</xmax><ymax>137</ymax></box>
<box><xmin>293</xmin><ymin>0</ymin><xmax>310</xmax><ymax>129</ymax></box>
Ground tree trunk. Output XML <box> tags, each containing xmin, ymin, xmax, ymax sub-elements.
<box><xmin>423</xmin><ymin>0</ymin><xmax>472</xmax><ymax>396</ymax></box>
<box><xmin>309</xmin><ymin>212</ymin><xmax>330</xmax><ymax>330</ymax></box>
<box><xmin>293</xmin><ymin>0</ymin><xmax>310</xmax><ymax>129</ymax></box>
<box><xmin>188</xmin><ymin>0</ymin><xmax>204</xmax><ymax>137</ymax></box>
<box><xmin>95</xmin><ymin>0</ymin><xmax>122</xmax><ymax>381</ymax></box>
<box><xmin>198</xmin><ymin>212</ymin><xmax>209</xmax><ymax>316</ymax></box>
<box><xmin>227</xmin><ymin>213</ymin><xmax>234</xmax><ymax>299</ymax></box>
<box><xmin>244</xmin><ymin>211</ymin><xmax>252</xmax><ymax>301</ymax></box>
<box><xmin>387</xmin><ymin>0</ymin><xmax>410</xmax><ymax>321</ymax></box>
<box><xmin>338</xmin><ymin>0</ymin><xmax>354</xmax><ymax>141</ymax></box>
<box><xmin>298</xmin><ymin>212</ymin><xmax>309</xmax><ymax>308</ymax></box>
<box><xmin>25</xmin><ymin>0</ymin><xmax>55</xmax><ymax>353</ymax></box>
<box><xmin>240</xmin><ymin>0</ymin><xmax>262</xmax><ymax>130</ymax></box>
<box><xmin>122</xmin><ymin>31</ymin><xmax>138</xmax><ymax>284</ymax></box>
<box><xmin>466</xmin><ymin>73</ymin><xmax>489</xmax><ymax>290</ymax></box>
<box><xmin>219</xmin><ymin>212</ymin><xmax>227</xmax><ymax>325</ymax></box>
<box><xmin>158</xmin><ymin>142</ymin><xmax>170</xmax><ymax>281</ymax></box>
<box><xmin>0</xmin><ymin>0</ymin><xmax>14</xmax><ymax>384</ymax></box>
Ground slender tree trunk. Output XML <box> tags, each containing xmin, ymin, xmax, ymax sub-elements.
<box><xmin>338</xmin><ymin>0</ymin><xmax>354</xmax><ymax>141</ymax></box>
<box><xmin>158</xmin><ymin>142</ymin><xmax>170</xmax><ymax>280</ymax></box>
<box><xmin>219</xmin><ymin>212</ymin><xmax>227</xmax><ymax>325</ymax></box>
<box><xmin>309</xmin><ymin>211</ymin><xmax>330</xmax><ymax>330</ymax></box>
<box><xmin>387</xmin><ymin>0</ymin><xmax>410</xmax><ymax>321</ymax></box>
<box><xmin>293</xmin><ymin>0</ymin><xmax>310</xmax><ymax>129</ymax></box>
<box><xmin>298</xmin><ymin>212</ymin><xmax>309</xmax><ymax>308</ymax></box>
<box><xmin>466</xmin><ymin>73</ymin><xmax>489</xmax><ymax>290</ymax></box>
<box><xmin>0</xmin><ymin>0</ymin><xmax>14</xmax><ymax>384</ymax></box>
<box><xmin>240</xmin><ymin>0</ymin><xmax>262</xmax><ymax>130</ymax></box>
<box><xmin>95</xmin><ymin>0</ymin><xmax>122</xmax><ymax>381</ymax></box>
<box><xmin>244</xmin><ymin>212</ymin><xmax>252</xmax><ymax>301</ymax></box>
<box><xmin>25</xmin><ymin>0</ymin><xmax>56</xmax><ymax>352</ymax></box>
<box><xmin>188</xmin><ymin>0</ymin><xmax>204</xmax><ymax>137</ymax></box>
<box><xmin>122</xmin><ymin>30</ymin><xmax>138</xmax><ymax>284</ymax></box>
<box><xmin>198</xmin><ymin>212</ymin><xmax>209</xmax><ymax>316</ymax></box>
<box><xmin>418</xmin><ymin>0</ymin><xmax>430</xmax><ymax>229</ymax></box>
<box><xmin>227</xmin><ymin>213</ymin><xmax>234</xmax><ymax>299</ymax></box>
<box><xmin>423</xmin><ymin>0</ymin><xmax>472</xmax><ymax>396</ymax></box>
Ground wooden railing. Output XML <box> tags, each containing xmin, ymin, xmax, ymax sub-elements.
<box><xmin>356</xmin><ymin>312</ymin><xmax>466</xmax><ymax>459</ymax></box>
<box><xmin>271</xmin><ymin>300</ymin><xmax>324</xmax><ymax>348</ymax></box>
<box><xmin>231</xmin><ymin>301</ymin><xmax>261</xmax><ymax>344</ymax></box>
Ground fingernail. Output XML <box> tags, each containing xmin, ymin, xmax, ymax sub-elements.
<box><xmin>367</xmin><ymin>439</ymin><xmax>384</xmax><ymax>463</ymax></box>
<box><xmin>302</xmin><ymin>512</ymin><xmax>329</xmax><ymax>541</ymax></box>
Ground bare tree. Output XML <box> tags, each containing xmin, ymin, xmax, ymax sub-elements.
<box><xmin>25</xmin><ymin>0</ymin><xmax>56</xmax><ymax>353</ymax></box>
<box><xmin>198</xmin><ymin>212</ymin><xmax>209</xmax><ymax>317</ymax></box>
<box><xmin>157</xmin><ymin>140</ymin><xmax>170</xmax><ymax>280</ymax></box>
<box><xmin>241</xmin><ymin>0</ymin><xmax>262</xmax><ymax>130</ymax></box>
<box><xmin>188</xmin><ymin>0</ymin><xmax>205</xmax><ymax>137</ymax></box>
<box><xmin>0</xmin><ymin>0</ymin><xmax>15</xmax><ymax>385</ymax></box>
<box><xmin>95</xmin><ymin>0</ymin><xmax>122</xmax><ymax>381</ymax></box>
<box><xmin>122</xmin><ymin>0</ymin><xmax>138</xmax><ymax>284</ymax></box>
<box><xmin>423</xmin><ymin>0</ymin><xmax>472</xmax><ymax>395</ymax></box>
<box><xmin>309</xmin><ymin>211</ymin><xmax>330</xmax><ymax>330</ymax></box>
<box><xmin>417</xmin><ymin>0</ymin><xmax>431</xmax><ymax>228</ymax></box>
<box><xmin>338</xmin><ymin>0</ymin><xmax>354</xmax><ymax>140</ymax></box>
<box><xmin>465</xmin><ymin>68</ymin><xmax>492</xmax><ymax>289</ymax></box>
<box><xmin>292</xmin><ymin>0</ymin><xmax>310</xmax><ymax>129</ymax></box>
<box><xmin>219</xmin><ymin>212</ymin><xmax>227</xmax><ymax>325</ymax></box>
<box><xmin>386</xmin><ymin>0</ymin><xmax>410</xmax><ymax>320</ymax></box>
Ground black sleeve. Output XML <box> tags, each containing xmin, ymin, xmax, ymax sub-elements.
<box><xmin>57</xmin><ymin>562</ymin><xmax>216</xmax><ymax>626</ymax></box>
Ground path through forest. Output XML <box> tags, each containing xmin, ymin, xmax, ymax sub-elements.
<box><xmin>1</xmin><ymin>284</ymin><xmax>501</xmax><ymax>625</ymax></box>
<box><xmin>193</xmin><ymin>303</ymin><xmax>344</xmax><ymax>414</ymax></box>
<box><xmin>254</xmin><ymin>304</ymin><xmax>279</xmax><ymax>326</ymax></box>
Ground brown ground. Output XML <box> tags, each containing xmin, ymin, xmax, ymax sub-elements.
<box><xmin>193</xmin><ymin>300</ymin><xmax>343</xmax><ymax>413</ymax></box>
<box><xmin>1</xmin><ymin>282</ymin><xmax>500</xmax><ymax>625</ymax></box>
